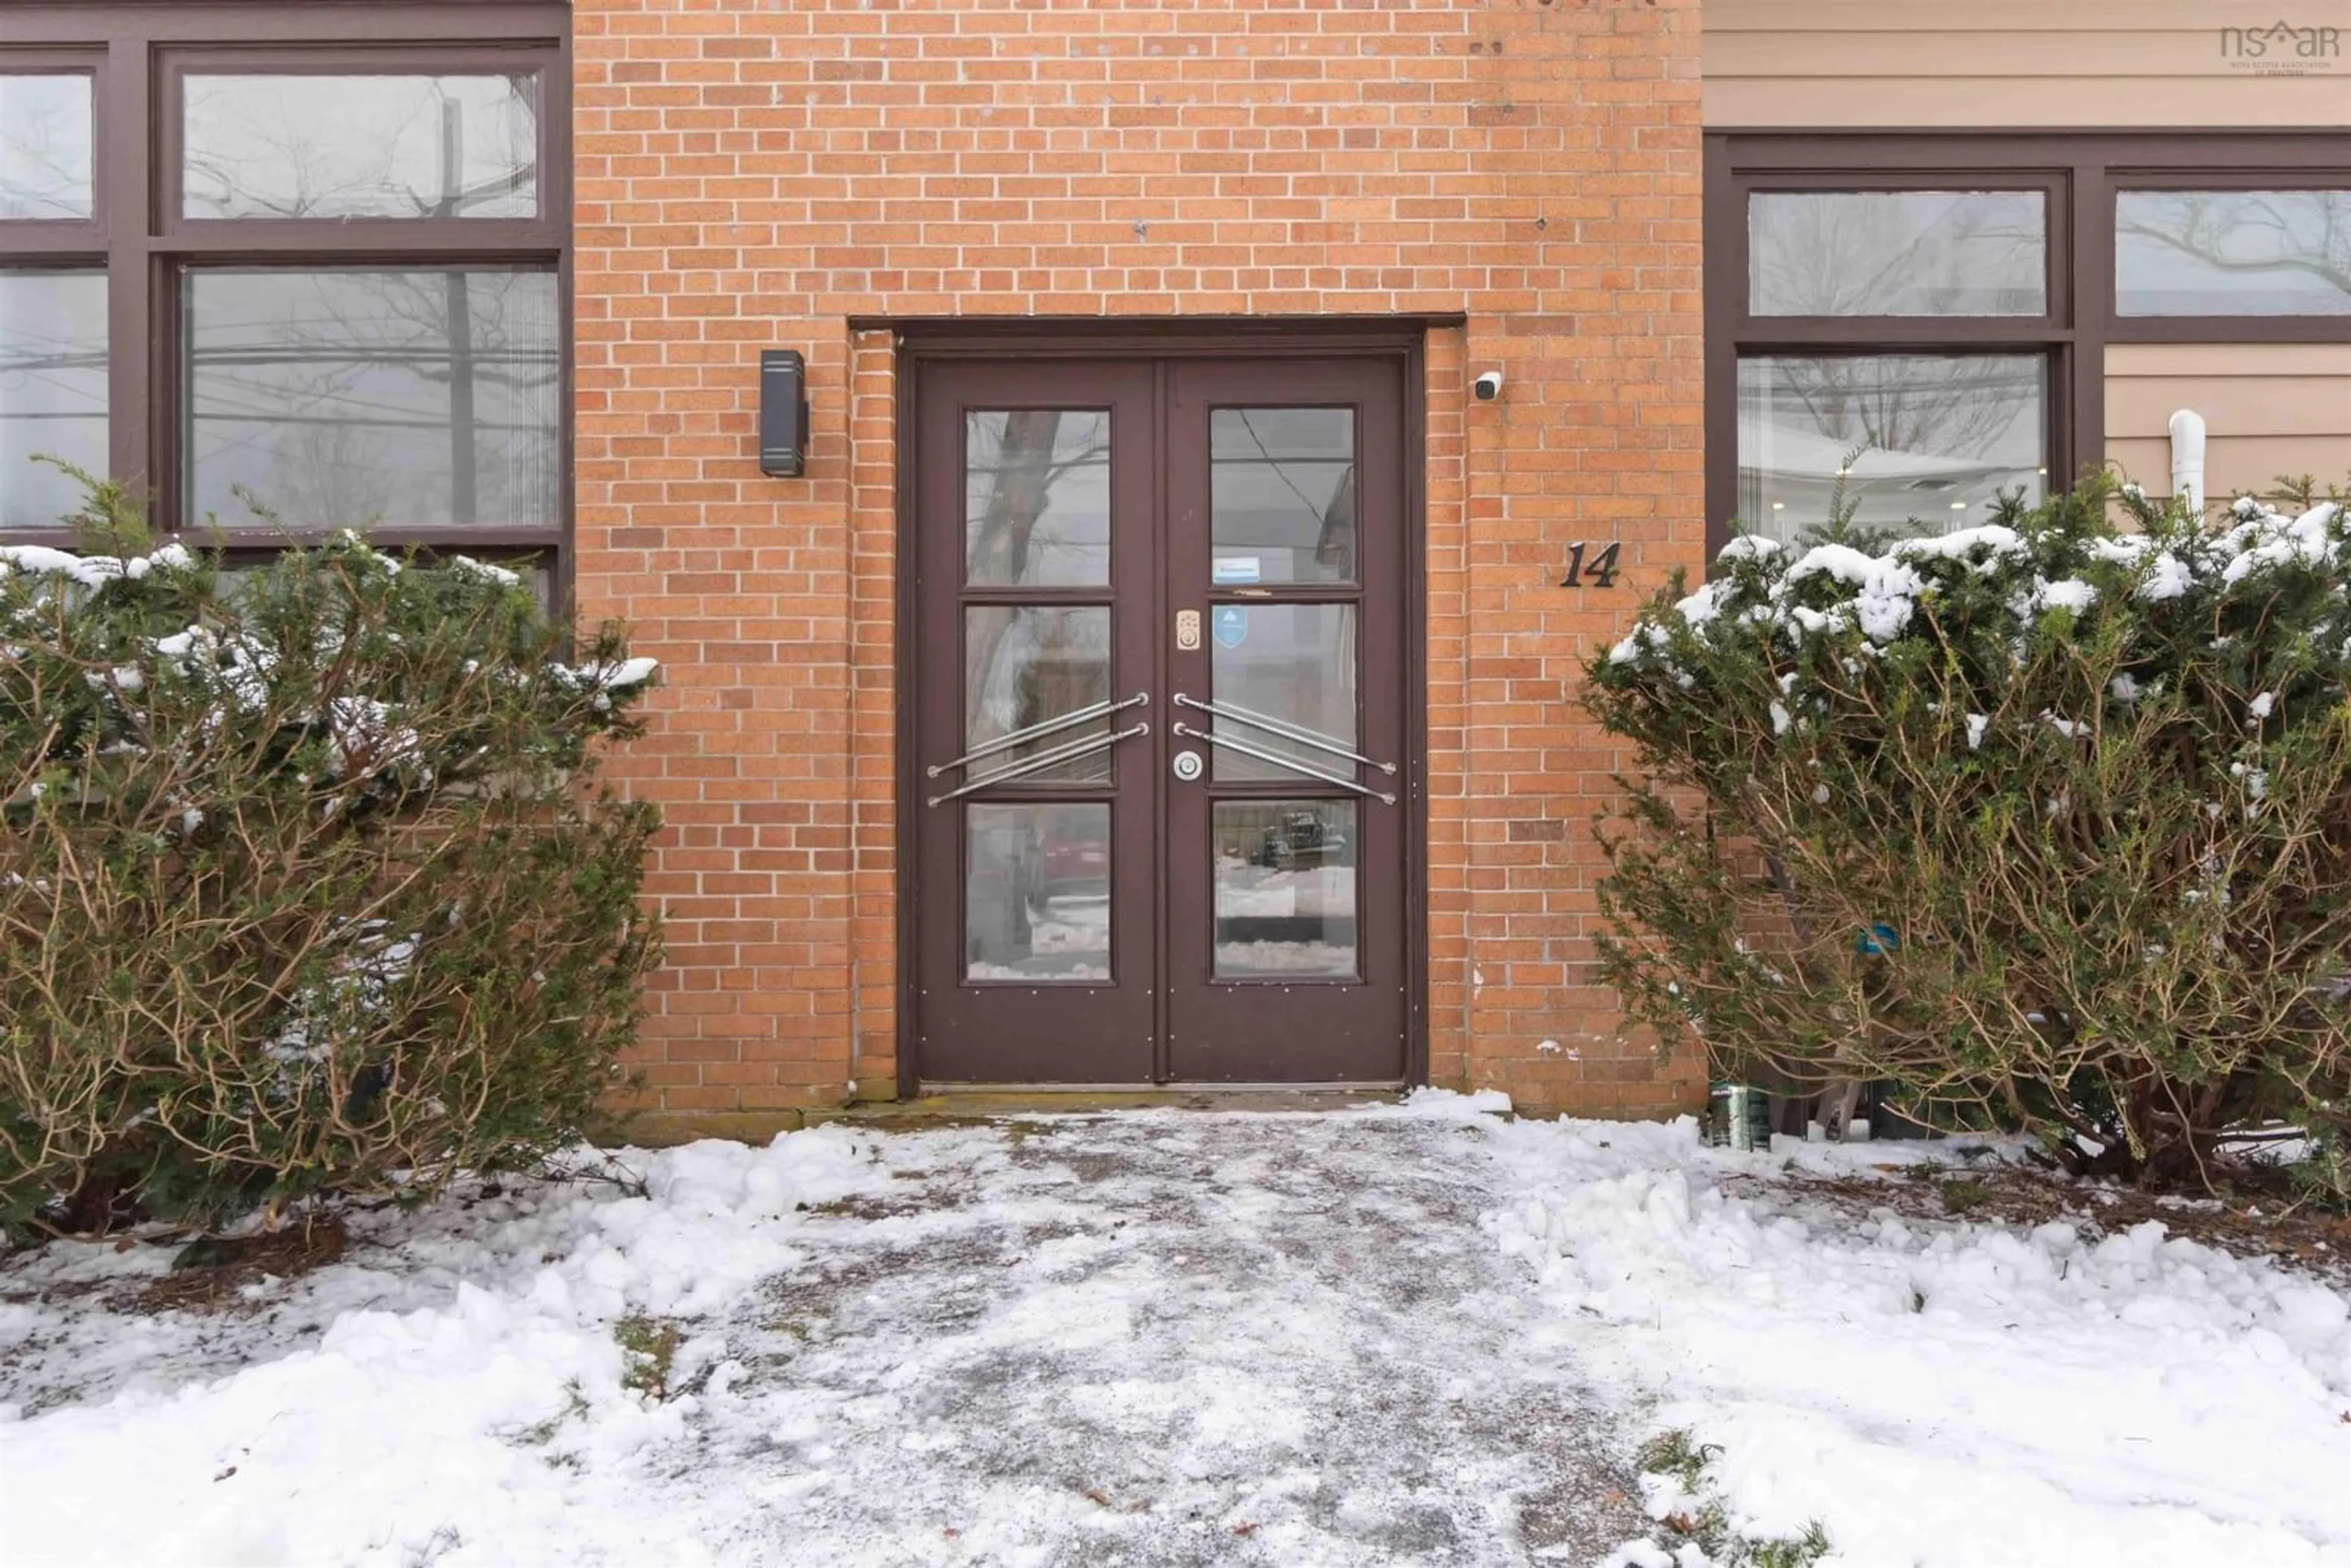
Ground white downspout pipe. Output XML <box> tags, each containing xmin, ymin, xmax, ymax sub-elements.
<box><xmin>2169</xmin><ymin>408</ymin><xmax>2207</xmax><ymax>517</ymax></box>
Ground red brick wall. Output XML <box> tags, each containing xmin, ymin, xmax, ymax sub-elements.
<box><xmin>571</xmin><ymin>0</ymin><xmax>1706</xmax><ymax>1118</ymax></box>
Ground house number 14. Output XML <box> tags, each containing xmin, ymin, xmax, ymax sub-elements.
<box><xmin>1559</xmin><ymin>541</ymin><xmax>1622</xmax><ymax>588</ymax></box>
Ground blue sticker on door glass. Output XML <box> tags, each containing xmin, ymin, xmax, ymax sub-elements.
<box><xmin>1212</xmin><ymin>606</ymin><xmax>1248</xmax><ymax>648</ymax></box>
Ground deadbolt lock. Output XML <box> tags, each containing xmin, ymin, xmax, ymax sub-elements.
<box><xmin>1175</xmin><ymin>609</ymin><xmax>1201</xmax><ymax>651</ymax></box>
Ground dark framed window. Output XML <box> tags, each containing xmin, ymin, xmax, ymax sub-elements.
<box><xmin>1706</xmin><ymin>133</ymin><xmax>2351</xmax><ymax>555</ymax></box>
<box><xmin>0</xmin><ymin>4</ymin><xmax>569</xmax><ymax>593</ymax></box>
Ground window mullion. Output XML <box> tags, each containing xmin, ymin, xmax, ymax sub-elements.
<box><xmin>162</xmin><ymin>226</ymin><xmax>563</xmax><ymax>258</ymax></box>
<box><xmin>2069</xmin><ymin>152</ymin><xmax>2111</xmax><ymax>496</ymax></box>
<box><xmin>1730</xmin><ymin>324</ymin><xmax>2074</xmax><ymax>351</ymax></box>
<box><xmin>99</xmin><ymin>36</ymin><xmax>153</xmax><ymax>508</ymax></box>
<box><xmin>1703</xmin><ymin>135</ymin><xmax>1739</xmax><ymax>560</ymax></box>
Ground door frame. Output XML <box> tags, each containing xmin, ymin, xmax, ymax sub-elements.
<box><xmin>885</xmin><ymin>317</ymin><xmax>1440</xmax><ymax>1096</ymax></box>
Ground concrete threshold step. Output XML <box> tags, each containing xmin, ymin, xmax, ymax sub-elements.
<box><xmin>621</xmin><ymin>1087</ymin><xmax>1403</xmax><ymax>1147</ymax></box>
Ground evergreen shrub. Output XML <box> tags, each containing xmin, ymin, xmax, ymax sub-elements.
<box><xmin>1</xmin><ymin>489</ymin><xmax>661</xmax><ymax>1230</ymax></box>
<box><xmin>1588</xmin><ymin>477</ymin><xmax>2351</xmax><ymax>1190</ymax></box>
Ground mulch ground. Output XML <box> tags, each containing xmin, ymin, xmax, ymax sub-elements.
<box><xmin>1731</xmin><ymin>1155</ymin><xmax>2351</xmax><ymax>1285</ymax></box>
<box><xmin>124</xmin><ymin>1218</ymin><xmax>351</xmax><ymax>1314</ymax></box>
<box><xmin>0</xmin><ymin>1216</ymin><xmax>352</xmax><ymax>1321</ymax></box>
<box><xmin>12</xmin><ymin>1155</ymin><xmax>2351</xmax><ymax>1324</ymax></box>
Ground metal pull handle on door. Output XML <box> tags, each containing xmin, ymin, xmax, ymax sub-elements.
<box><xmin>1170</xmin><ymin>721</ymin><xmax>1397</xmax><ymax>805</ymax></box>
<box><xmin>925</xmin><ymin>721</ymin><xmax>1150</xmax><ymax>808</ymax></box>
<box><xmin>1171</xmin><ymin>692</ymin><xmax>1395</xmax><ymax>775</ymax></box>
<box><xmin>926</xmin><ymin>691</ymin><xmax>1149</xmax><ymax>779</ymax></box>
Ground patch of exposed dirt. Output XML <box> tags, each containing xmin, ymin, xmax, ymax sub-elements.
<box><xmin>0</xmin><ymin>1220</ymin><xmax>354</xmax><ymax>1413</ymax></box>
<box><xmin>0</xmin><ymin>1274</ymin><xmax>108</xmax><ymax>1308</ymax></box>
<box><xmin>123</xmin><ymin>1218</ymin><xmax>351</xmax><ymax>1315</ymax></box>
<box><xmin>1734</xmin><ymin>1158</ymin><xmax>2351</xmax><ymax>1283</ymax></box>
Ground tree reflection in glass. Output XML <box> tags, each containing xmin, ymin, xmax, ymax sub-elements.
<box><xmin>1737</xmin><ymin>356</ymin><xmax>2046</xmax><ymax>541</ymax></box>
<box><xmin>182</xmin><ymin>73</ymin><xmax>538</xmax><ymax>220</ymax></box>
<box><xmin>2118</xmin><ymin>190</ymin><xmax>2351</xmax><ymax>316</ymax></box>
<box><xmin>0</xmin><ymin>73</ymin><xmax>94</xmax><ymax>220</ymax></box>
<box><xmin>1749</xmin><ymin>191</ymin><xmax>2045</xmax><ymax>318</ymax></box>
<box><xmin>186</xmin><ymin>269</ymin><xmax>559</xmax><ymax>530</ymax></box>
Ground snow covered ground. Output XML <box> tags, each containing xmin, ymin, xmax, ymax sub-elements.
<box><xmin>2</xmin><ymin>1097</ymin><xmax>2349</xmax><ymax>1567</ymax></box>
<box><xmin>1488</xmin><ymin>1120</ymin><xmax>2351</xmax><ymax>1568</ymax></box>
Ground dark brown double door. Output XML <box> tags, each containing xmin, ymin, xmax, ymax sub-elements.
<box><xmin>910</xmin><ymin>353</ymin><xmax>1411</xmax><ymax>1086</ymax></box>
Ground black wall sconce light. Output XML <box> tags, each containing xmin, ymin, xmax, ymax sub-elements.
<box><xmin>759</xmin><ymin>349</ymin><xmax>810</xmax><ymax>477</ymax></box>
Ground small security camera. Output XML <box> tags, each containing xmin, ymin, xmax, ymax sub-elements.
<box><xmin>1473</xmin><ymin>370</ymin><xmax>1504</xmax><ymax>402</ymax></box>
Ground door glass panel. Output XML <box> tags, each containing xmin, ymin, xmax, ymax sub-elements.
<box><xmin>1213</xmin><ymin>801</ymin><xmax>1357</xmax><ymax>979</ymax></box>
<box><xmin>1</xmin><ymin>73</ymin><xmax>95</xmax><ymax>220</ymax></box>
<box><xmin>1749</xmin><ymin>191</ymin><xmax>2046</xmax><ymax>317</ymax></box>
<box><xmin>0</xmin><ymin>270</ymin><xmax>107</xmax><ymax>530</ymax></box>
<box><xmin>2117</xmin><ymin>190</ymin><xmax>2351</xmax><ymax>316</ymax></box>
<box><xmin>964</xmin><ymin>409</ymin><xmax>1111</xmax><ymax>585</ymax></box>
<box><xmin>1208</xmin><ymin>602</ymin><xmax>1357</xmax><ymax>781</ymax></box>
<box><xmin>964</xmin><ymin>606</ymin><xmax>1112</xmax><ymax>781</ymax></box>
<box><xmin>1210</xmin><ymin>407</ymin><xmax>1355</xmax><ymax>583</ymax></box>
<box><xmin>182</xmin><ymin>73</ymin><xmax>540</xmax><ymax>220</ymax></box>
<box><xmin>967</xmin><ymin>803</ymin><xmax>1111</xmax><ymax>982</ymax></box>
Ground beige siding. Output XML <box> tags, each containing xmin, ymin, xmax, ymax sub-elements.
<box><xmin>2104</xmin><ymin>343</ymin><xmax>2351</xmax><ymax>502</ymax></box>
<box><xmin>1706</xmin><ymin>1</ymin><xmax>2351</xmax><ymax>127</ymax></box>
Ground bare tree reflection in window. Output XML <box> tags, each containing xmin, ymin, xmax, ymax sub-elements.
<box><xmin>2117</xmin><ymin>190</ymin><xmax>2351</xmax><ymax>315</ymax></box>
<box><xmin>963</xmin><ymin>411</ymin><xmax>1112</xmax><ymax>585</ymax></box>
<box><xmin>0</xmin><ymin>73</ymin><xmax>95</xmax><ymax>220</ymax></box>
<box><xmin>182</xmin><ymin>73</ymin><xmax>538</xmax><ymax>220</ymax></box>
<box><xmin>959</xmin><ymin>411</ymin><xmax>1114</xmax><ymax>775</ymax></box>
<box><xmin>962</xmin><ymin>607</ymin><xmax>1112</xmax><ymax>781</ymax></box>
<box><xmin>0</xmin><ymin>271</ymin><xmax>107</xmax><ymax>527</ymax></box>
<box><xmin>181</xmin><ymin>77</ymin><xmax>547</xmax><ymax>528</ymax></box>
<box><xmin>1764</xmin><ymin>358</ymin><xmax>2029</xmax><ymax>463</ymax></box>
<box><xmin>188</xmin><ymin>268</ymin><xmax>558</xmax><ymax>529</ymax></box>
<box><xmin>1750</xmin><ymin>192</ymin><xmax>2045</xmax><ymax>318</ymax></box>
<box><xmin>1210</xmin><ymin>408</ymin><xmax>1356</xmax><ymax>583</ymax></box>
<box><xmin>1738</xmin><ymin>356</ymin><xmax>2045</xmax><ymax>538</ymax></box>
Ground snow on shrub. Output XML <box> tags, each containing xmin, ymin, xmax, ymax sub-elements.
<box><xmin>1586</xmin><ymin>476</ymin><xmax>2351</xmax><ymax>1191</ymax></box>
<box><xmin>0</xmin><ymin>498</ymin><xmax>662</xmax><ymax>1231</ymax></box>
